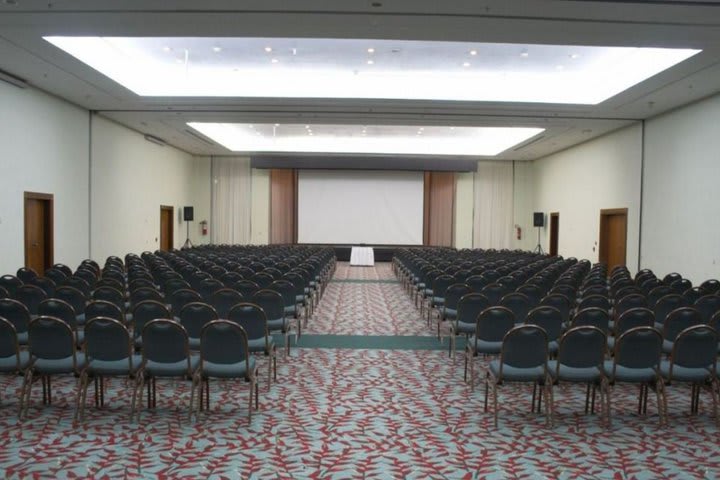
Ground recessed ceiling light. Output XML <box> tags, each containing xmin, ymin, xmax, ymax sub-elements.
<box><xmin>367</xmin><ymin>48</ymin><xmax>375</xmax><ymax>54</ymax></box>
<box><xmin>462</xmin><ymin>62</ymin><xmax>470</xmax><ymax>67</ymax></box>
<box><xmin>274</xmin><ymin>123</ymin><xmax>280</xmax><ymax>127</ymax></box>
<box><xmin>520</xmin><ymin>51</ymin><xmax>529</xmax><ymax>58</ymax></box>
<box><xmin>570</xmin><ymin>53</ymin><xmax>580</xmax><ymax>59</ymax></box>
<box><xmin>367</xmin><ymin>60</ymin><xmax>374</xmax><ymax>65</ymax></box>
<box><xmin>212</xmin><ymin>46</ymin><xmax>222</xmax><ymax>53</ymax></box>
<box><xmin>44</xmin><ymin>37</ymin><xmax>702</xmax><ymax>105</ymax></box>
<box><xmin>271</xmin><ymin>58</ymin><xmax>279</xmax><ymax>64</ymax></box>
<box><xmin>162</xmin><ymin>46</ymin><xmax>171</xmax><ymax>52</ymax></box>
<box><xmin>187</xmin><ymin>122</ymin><xmax>545</xmax><ymax>156</ymax></box>
<box><xmin>305</xmin><ymin>125</ymin><xmax>310</xmax><ymax>129</ymax></box>
<box><xmin>556</xmin><ymin>65</ymin><xmax>564</xmax><ymax>70</ymax></box>
<box><xmin>175</xmin><ymin>59</ymin><xmax>183</xmax><ymax>64</ymax></box>
<box><xmin>450</xmin><ymin>126</ymin><xmax>455</xmax><ymax>130</ymax></box>
<box><xmin>469</xmin><ymin>50</ymin><xmax>477</xmax><ymax>56</ymax></box>
<box><xmin>264</xmin><ymin>46</ymin><xmax>272</xmax><ymax>53</ymax></box>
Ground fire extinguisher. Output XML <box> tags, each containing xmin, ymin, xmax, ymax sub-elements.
<box><xmin>515</xmin><ymin>225</ymin><xmax>522</xmax><ymax>240</ymax></box>
<box><xmin>200</xmin><ymin>220</ymin><xmax>208</xmax><ymax>236</ymax></box>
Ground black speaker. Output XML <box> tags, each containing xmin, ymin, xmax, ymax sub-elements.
<box><xmin>183</xmin><ymin>206</ymin><xmax>194</xmax><ymax>222</ymax></box>
<box><xmin>533</xmin><ymin>212</ymin><xmax>544</xmax><ymax>227</ymax></box>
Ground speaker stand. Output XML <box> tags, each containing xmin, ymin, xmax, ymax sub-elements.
<box><xmin>182</xmin><ymin>221</ymin><xmax>193</xmax><ymax>249</ymax></box>
<box><xmin>533</xmin><ymin>227</ymin><xmax>544</xmax><ymax>255</ymax></box>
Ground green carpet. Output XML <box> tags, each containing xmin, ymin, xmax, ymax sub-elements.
<box><xmin>330</xmin><ymin>279</ymin><xmax>400</xmax><ymax>284</ymax></box>
<box><xmin>276</xmin><ymin>334</ymin><xmax>466</xmax><ymax>351</ymax></box>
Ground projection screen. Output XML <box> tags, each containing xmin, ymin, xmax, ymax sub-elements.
<box><xmin>297</xmin><ymin>170</ymin><xmax>424</xmax><ymax>245</ymax></box>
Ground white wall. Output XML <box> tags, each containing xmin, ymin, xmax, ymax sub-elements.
<box><xmin>642</xmin><ymin>95</ymin><xmax>720</xmax><ymax>283</ymax></box>
<box><xmin>533</xmin><ymin>124</ymin><xmax>642</xmax><ymax>270</ymax></box>
<box><xmin>0</xmin><ymin>83</ymin><xmax>89</xmax><ymax>274</ymax></box>
<box><xmin>90</xmin><ymin>115</ymin><xmax>209</xmax><ymax>261</ymax></box>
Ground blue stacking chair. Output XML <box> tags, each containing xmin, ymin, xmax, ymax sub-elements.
<box><xmin>449</xmin><ymin>293</ymin><xmax>489</xmax><ymax>360</ymax></box>
<box><xmin>0</xmin><ymin>317</ymin><xmax>30</xmax><ymax>409</ymax></box>
<box><xmin>77</xmin><ymin>317</ymin><xmax>142</xmax><ymax>421</ymax></box>
<box><xmin>228</xmin><ymin>303</ymin><xmax>276</xmax><ymax>389</ymax></box>
<box><xmin>465</xmin><ymin>306</ymin><xmax>515</xmax><ymax>390</ymax></box>
<box><xmin>193</xmin><ymin>320</ymin><xmax>258</xmax><ymax>422</ymax></box>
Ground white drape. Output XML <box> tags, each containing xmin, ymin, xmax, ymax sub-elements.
<box><xmin>211</xmin><ymin>156</ymin><xmax>252</xmax><ymax>244</ymax></box>
<box><xmin>473</xmin><ymin>161</ymin><xmax>514</xmax><ymax>249</ymax></box>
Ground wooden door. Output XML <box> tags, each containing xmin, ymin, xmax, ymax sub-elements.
<box><xmin>269</xmin><ymin>169</ymin><xmax>297</xmax><ymax>244</ymax></box>
<box><xmin>549</xmin><ymin>212</ymin><xmax>559</xmax><ymax>256</ymax></box>
<box><xmin>24</xmin><ymin>192</ymin><xmax>54</xmax><ymax>274</ymax></box>
<box><xmin>599</xmin><ymin>208</ymin><xmax>628</xmax><ymax>272</ymax></box>
<box><xmin>160</xmin><ymin>206</ymin><xmax>174</xmax><ymax>251</ymax></box>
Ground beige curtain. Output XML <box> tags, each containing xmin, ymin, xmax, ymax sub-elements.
<box><xmin>211</xmin><ymin>156</ymin><xmax>252</xmax><ymax>244</ymax></box>
<box><xmin>473</xmin><ymin>161</ymin><xmax>514</xmax><ymax>249</ymax></box>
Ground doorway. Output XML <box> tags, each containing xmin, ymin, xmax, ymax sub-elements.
<box><xmin>24</xmin><ymin>192</ymin><xmax>54</xmax><ymax>274</ymax></box>
<box><xmin>599</xmin><ymin>208</ymin><xmax>628</xmax><ymax>273</ymax></box>
<box><xmin>549</xmin><ymin>212</ymin><xmax>559</xmax><ymax>257</ymax></box>
<box><xmin>160</xmin><ymin>206</ymin><xmax>174</xmax><ymax>251</ymax></box>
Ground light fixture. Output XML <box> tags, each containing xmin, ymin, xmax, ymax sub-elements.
<box><xmin>570</xmin><ymin>53</ymin><xmax>580</xmax><ymax>59</ymax></box>
<box><xmin>274</xmin><ymin>123</ymin><xmax>280</xmax><ymax>127</ymax></box>
<box><xmin>271</xmin><ymin>58</ymin><xmax>279</xmax><ymax>64</ymax></box>
<box><xmin>44</xmin><ymin>36</ymin><xmax>702</xmax><ymax>105</ymax></box>
<box><xmin>367</xmin><ymin>60</ymin><xmax>374</xmax><ymax>65</ymax></box>
<box><xmin>162</xmin><ymin>46</ymin><xmax>171</xmax><ymax>52</ymax></box>
<box><xmin>469</xmin><ymin>50</ymin><xmax>477</xmax><ymax>56</ymax></box>
<box><xmin>187</xmin><ymin>122</ymin><xmax>545</xmax><ymax>156</ymax></box>
<box><xmin>367</xmin><ymin>47</ymin><xmax>375</xmax><ymax>53</ymax></box>
<box><xmin>462</xmin><ymin>62</ymin><xmax>470</xmax><ymax>67</ymax></box>
<box><xmin>212</xmin><ymin>46</ymin><xmax>222</xmax><ymax>53</ymax></box>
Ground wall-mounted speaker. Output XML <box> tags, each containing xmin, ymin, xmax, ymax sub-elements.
<box><xmin>183</xmin><ymin>206</ymin><xmax>194</xmax><ymax>222</ymax></box>
<box><xmin>533</xmin><ymin>212</ymin><xmax>544</xmax><ymax>227</ymax></box>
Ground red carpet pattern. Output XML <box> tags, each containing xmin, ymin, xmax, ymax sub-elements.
<box><xmin>0</xmin><ymin>349</ymin><xmax>718</xmax><ymax>478</ymax></box>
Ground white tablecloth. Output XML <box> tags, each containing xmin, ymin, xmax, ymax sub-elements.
<box><xmin>350</xmin><ymin>247</ymin><xmax>375</xmax><ymax>266</ymax></box>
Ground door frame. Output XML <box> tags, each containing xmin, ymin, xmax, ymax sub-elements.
<box><xmin>160</xmin><ymin>205</ymin><xmax>174</xmax><ymax>251</ymax></box>
<box><xmin>24</xmin><ymin>191</ymin><xmax>54</xmax><ymax>270</ymax></box>
<box><xmin>549</xmin><ymin>212</ymin><xmax>559</xmax><ymax>256</ymax></box>
<box><xmin>598</xmin><ymin>207</ymin><xmax>628</xmax><ymax>267</ymax></box>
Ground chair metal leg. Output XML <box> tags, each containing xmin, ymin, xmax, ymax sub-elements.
<box><xmin>493</xmin><ymin>380</ymin><xmax>499</xmax><ymax>428</ymax></box>
<box><xmin>19</xmin><ymin>369</ymin><xmax>33</xmax><ymax>419</ymax></box>
<box><xmin>188</xmin><ymin>374</ymin><xmax>196</xmax><ymax>423</ymax></box>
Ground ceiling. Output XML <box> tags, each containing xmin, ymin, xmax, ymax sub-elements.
<box><xmin>1</xmin><ymin>0</ymin><xmax>720</xmax><ymax>160</ymax></box>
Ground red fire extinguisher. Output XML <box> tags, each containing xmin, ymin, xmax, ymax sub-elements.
<box><xmin>200</xmin><ymin>220</ymin><xmax>208</xmax><ymax>236</ymax></box>
<box><xmin>516</xmin><ymin>225</ymin><xmax>522</xmax><ymax>240</ymax></box>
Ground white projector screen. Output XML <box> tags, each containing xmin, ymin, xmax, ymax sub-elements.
<box><xmin>297</xmin><ymin>170</ymin><xmax>424</xmax><ymax>245</ymax></box>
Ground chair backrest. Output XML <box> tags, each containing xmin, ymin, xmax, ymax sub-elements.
<box><xmin>38</xmin><ymin>298</ymin><xmax>77</xmax><ymax>329</ymax></box>
<box><xmin>694</xmin><ymin>295</ymin><xmax>720</xmax><ymax>323</ymax></box>
<box><xmin>465</xmin><ymin>275</ymin><xmax>488</xmax><ymax>293</ymax></box>
<box><xmin>432</xmin><ymin>275</ymin><xmax>455</xmax><ymax>298</ymax></box>
<box><xmin>197</xmin><ymin>278</ymin><xmax>224</xmax><ymax>299</ymax></box>
<box><xmin>142</xmin><ymin>319</ymin><xmax>190</xmax><ymax>366</ymax></box>
<box><xmin>0</xmin><ymin>316</ymin><xmax>20</xmax><ymax>367</ymax></box>
<box><xmin>220</xmin><ymin>272</ymin><xmax>244</xmax><ymax>287</ymax></box>
<box><xmin>92</xmin><ymin>286</ymin><xmax>125</xmax><ymax>309</ymax></box>
<box><xmin>269</xmin><ymin>280</ymin><xmax>296</xmax><ymax>308</ymax></box>
<box><xmin>162</xmin><ymin>278</ymin><xmax>192</xmax><ymax>297</ymax></box>
<box><xmin>0</xmin><ymin>298</ymin><xmax>30</xmax><ymax>334</ymax></box>
<box><xmin>54</xmin><ymin>286</ymin><xmax>87</xmax><ymax>315</ymax></box>
<box><xmin>480</xmin><ymin>283</ymin><xmax>509</xmax><ymax>305</ymax></box>
<box><xmin>456</xmin><ymin>293</ymin><xmax>490</xmax><ymax>326</ymax></box>
<box><xmin>30</xmin><ymin>277</ymin><xmax>56</xmax><ymax>297</ymax></box>
<box><xmin>710</xmin><ymin>311</ymin><xmax>720</xmax><ymax>334</ymax></box>
<box><xmin>499</xmin><ymin>325</ymin><xmax>548</xmax><ymax>371</ymax></box>
<box><xmin>16</xmin><ymin>267</ymin><xmax>38</xmax><ymax>283</ymax></box>
<box><xmin>132</xmin><ymin>300</ymin><xmax>171</xmax><ymax>338</ymax></box>
<box><xmin>700</xmin><ymin>279</ymin><xmax>720</xmax><ymax>295</ymax></box>
<box><xmin>13</xmin><ymin>284</ymin><xmax>48</xmax><ymax>315</ymax></box>
<box><xmin>233</xmin><ymin>280</ymin><xmax>260</xmax><ymax>298</ymax></box>
<box><xmin>577</xmin><ymin>294</ymin><xmax>611</xmax><ymax>312</ymax></box>
<box><xmin>614</xmin><ymin>285</ymin><xmax>643</xmax><ymax>302</ymax></box>
<box><xmin>540</xmin><ymin>293</ymin><xmax>571</xmax><ymax>323</ymax></box>
<box><xmin>615</xmin><ymin>307</ymin><xmax>655</xmax><ymax>336</ymax></box>
<box><xmin>683</xmin><ymin>287</ymin><xmax>704</xmax><ymax>304</ymax></box>
<box><xmin>43</xmin><ymin>268</ymin><xmax>67</xmax><ymax>286</ymax></box>
<box><xmin>200</xmin><ymin>320</ymin><xmax>250</xmax><ymax>367</ymax></box>
<box><xmin>443</xmin><ymin>283</ymin><xmax>471</xmax><ymax>311</ymax></box>
<box><xmin>0</xmin><ymin>286</ymin><xmax>7</xmax><ymax>299</ymax></box>
<box><xmin>208</xmin><ymin>288</ymin><xmax>243</xmax><ymax>318</ymax></box>
<box><xmin>662</xmin><ymin>307</ymin><xmax>704</xmax><ymax>342</ymax></box>
<box><xmin>0</xmin><ymin>275</ymin><xmax>23</xmax><ymax>297</ymax></box>
<box><xmin>227</xmin><ymin>302</ymin><xmax>268</xmax><ymax>342</ymax></box>
<box><xmin>613</xmin><ymin>326</ymin><xmax>662</xmax><ymax>370</ymax></box>
<box><xmin>474</xmin><ymin>306</ymin><xmax>515</xmax><ymax>343</ymax></box>
<box><xmin>615</xmin><ymin>293</ymin><xmax>648</xmax><ymax>319</ymax></box>
<box><xmin>648</xmin><ymin>286</ymin><xmax>674</xmax><ymax>308</ymax></box>
<box><xmin>499</xmin><ymin>292</ymin><xmax>531</xmax><ymax>324</ymax></box>
<box><xmin>525</xmin><ymin>306</ymin><xmax>563</xmax><ymax>341</ymax></box>
<box><xmin>179</xmin><ymin>302</ymin><xmax>219</xmax><ymax>339</ymax></box>
<box><xmin>28</xmin><ymin>316</ymin><xmax>76</xmax><ymax>361</ymax></box>
<box><xmin>130</xmin><ymin>286</ymin><xmax>163</xmax><ymax>306</ymax></box>
<box><xmin>252</xmin><ymin>273</ymin><xmax>275</xmax><ymax>289</ymax></box>
<box><xmin>669</xmin><ymin>325</ymin><xmax>718</xmax><ymax>375</ymax></box>
<box><xmin>670</xmin><ymin>278</ymin><xmax>692</xmax><ymax>295</ymax></box>
<box><xmin>516</xmin><ymin>283</ymin><xmax>544</xmax><ymax>305</ymax></box>
<box><xmin>550</xmin><ymin>284</ymin><xmax>577</xmax><ymax>302</ymax></box>
<box><xmin>84</xmin><ymin>317</ymin><xmax>133</xmax><ymax>363</ymax></box>
<box><xmin>556</xmin><ymin>326</ymin><xmax>606</xmax><ymax>370</ymax></box>
<box><xmin>653</xmin><ymin>294</ymin><xmax>689</xmax><ymax>326</ymax></box>
<box><xmin>85</xmin><ymin>299</ymin><xmax>124</xmax><ymax>324</ymax></box>
<box><xmin>251</xmin><ymin>289</ymin><xmax>285</xmax><ymax>321</ymax></box>
<box><xmin>571</xmin><ymin>307</ymin><xmax>610</xmax><ymax>334</ymax></box>
<box><xmin>64</xmin><ymin>276</ymin><xmax>92</xmax><ymax>296</ymax></box>
<box><xmin>169</xmin><ymin>288</ymin><xmax>202</xmax><ymax>314</ymax></box>
<box><xmin>129</xmin><ymin>278</ymin><xmax>156</xmax><ymax>292</ymax></box>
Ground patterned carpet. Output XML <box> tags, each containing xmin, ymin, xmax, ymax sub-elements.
<box><xmin>1</xmin><ymin>262</ymin><xmax>719</xmax><ymax>478</ymax></box>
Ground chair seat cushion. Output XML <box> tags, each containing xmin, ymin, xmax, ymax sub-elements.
<box><xmin>455</xmin><ymin>320</ymin><xmax>475</xmax><ymax>335</ymax></box>
<box><xmin>607</xmin><ymin>337</ymin><xmax>616</xmax><ymax>352</ymax></box>
<box><xmin>295</xmin><ymin>295</ymin><xmax>306</xmax><ymax>304</ymax></box>
<box><xmin>16</xmin><ymin>332</ymin><xmax>28</xmax><ymax>345</ymax></box>
<box><xmin>284</xmin><ymin>305</ymin><xmax>297</xmax><ymax>315</ymax></box>
<box><xmin>201</xmin><ymin>357</ymin><xmax>256</xmax><ymax>378</ymax></box>
<box><xmin>188</xmin><ymin>337</ymin><xmax>201</xmax><ymax>349</ymax></box>
<box><xmin>548</xmin><ymin>360</ymin><xmax>602</xmax><ymax>382</ymax></box>
<box><xmin>662</xmin><ymin>339</ymin><xmax>674</xmax><ymax>355</ymax></box>
<box><xmin>602</xmin><ymin>361</ymin><xmax>657</xmax><ymax>383</ymax></box>
<box><xmin>33</xmin><ymin>353</ymin><xmax>86</xmax><ymax>374</ymax></box>
<box><xmin>660</xmin><ymin>360</ymin><xmax>713</xmax><ymax>383</ymax></box>
<box><xmin>0</xmin><ymin>351</ymin><xmax>30</xmax><ymax>372</ymax></box>
<box><xmin>75</xmin><ymin>330</ymin><xmax>85</xmax><ymax>345</ymax></box>
<box><xmin>87</xmin><ymin>354</ymin><xmax>142</xmax><ymax>375</ymax></box>
<box><xmin>144</xmin><ymin>354</ymin><xmax>199</xmax><ymax>376</ymax></box>
<box><xmin>267</xmin><ymin>317</ymin><xmax>289</xmax><ymax>332</ymax></box>
<box><xmin>489</xmin><ymin>360</ymin><xmax>546</xmax><ymax>382</ymax></box>
<box><xmin>468</xmin><ymin>337</ymin><xmax>502</xmax><ymax>355</ymax></box>
<box><xmin>76</xmin><ymin>313</ymin><xmax>86</xmax><ymax>326</ymax></box>
<box><xmin>125</xmin><ymin>313</ymin><xmax>134</xmax><ymax>324</ymax></box>
<box><xmin>548</xmin><ymin>340</ymin><xmax>559</xmax><ymax>355</ymax></box>
<box><xmin>248</xmin><ymin>337</ymin><xmax>274</xmax><ymax>353</ymax></box>
<box><xmin>431</xmin><ymin>297</ymin><xmax>445</xmax><ymax>307</ymax></box>
<box><xmin>444</xmin><ymin>308</ymin><xmax>457</xmax><ymax>320</ymax></box>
